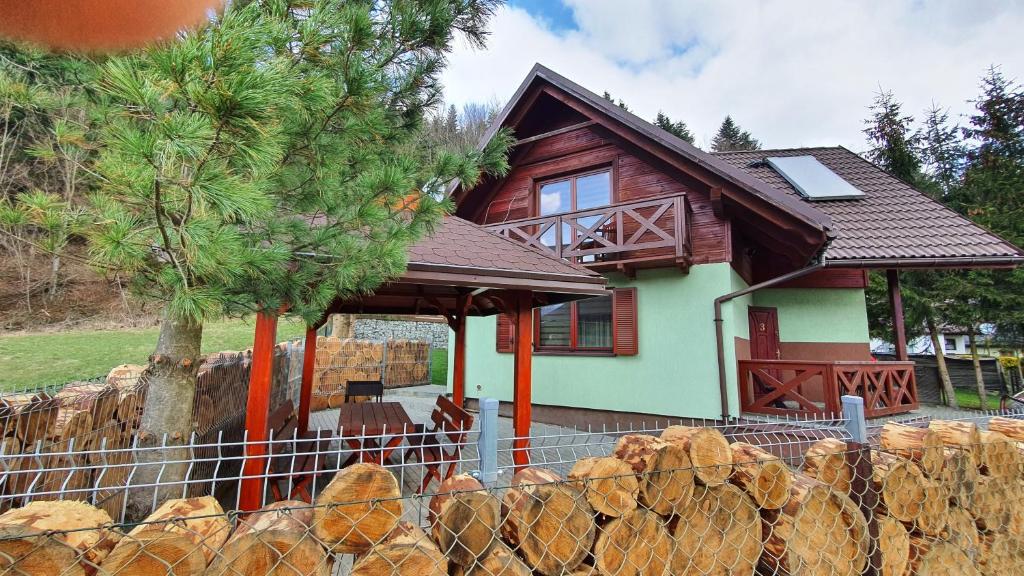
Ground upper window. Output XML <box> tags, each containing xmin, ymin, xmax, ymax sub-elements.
<box><xmin>538</xmin><ymin>169</ymin><xmax>612</xmax><ymax>217</ymax></box>
<box><xmin>944</xmin><ymin>337</ymin><xmax>957</xmax><ymax>352</ymax></box>
<box><xmin>538</xmin><ymin>169</ymin><xmax>612</xmax><ymax>260</ymax></box>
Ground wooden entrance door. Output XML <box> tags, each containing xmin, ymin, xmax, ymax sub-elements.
<box><xmin>749</xmin><ymin>307</ymin><xmax>780</xmax><ymax>361</ymax></box>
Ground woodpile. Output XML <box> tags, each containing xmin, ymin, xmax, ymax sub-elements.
<box><xmin>3</xmin><ymin>418</ymin><xmax>1024</xmax><ymax>575</ymax></box>
<box><xmin>311</xmin><ymin>337</ymin><xmax>431</xmax><ymax>410</ymax></box>
<box><xmin>670</xmin><ymin>483</ymin><xmax>761</xmax><ymax>575</ymax></box>
<box><xmin>383</xmin><ymin>339</ymin><xmax>431</xmax><ymax>387</ymax></box>
<box><xmin>761</xmin><ymin>473</ymin><xmax>869</xmax><ymax>576</ymax></box>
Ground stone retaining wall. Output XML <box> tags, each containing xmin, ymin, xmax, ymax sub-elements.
<box><xmin>353</xmin><ymin>318</ymin><xmax>449</xmax><ymax>348</ymax></box>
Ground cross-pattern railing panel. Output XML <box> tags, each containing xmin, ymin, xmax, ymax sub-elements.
<box><xmin>834</xmin><ymin>361</ymin><xmax>918</xmax><ymax>418</ymax></box>
<box><xmin>485</xmin><ymin>193</ymin><xmax>689</xmax><ymax>267</ymax></box>
<box><xmin>740</xmin><ymin>359</ymin><xmax>918</xmax><ymax>419</ymax></box>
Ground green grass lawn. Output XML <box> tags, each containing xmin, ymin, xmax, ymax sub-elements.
<box><xmin>0</xmin><ymin>319</ymin><xmax>450</xmax><ymax>391</ymax></box>
<box><xmin>430</xmin><ymin>348</ymin><xmax>448</xmax><ymax>387</ymax></box>
<box><xmin>0</xmin><ymin>318</ymin><xmax>308</xmax><ymax>391</ymax></box>
<box><xmin>954</xmin><ymin>388</ymin><xmax>1003</xmax><ymax>411</ymax></box>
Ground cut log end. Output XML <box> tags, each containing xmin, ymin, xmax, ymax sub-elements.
<box><xmin>660</xmin><ymin>425</ymin><xmax>732</xmax><ymax>485</ymax></box>
<box><xmin>516</xmin><ymin>483</ymin><xmax>595</xmax><ymax>576</ymax></box>
<box><xmin>568</xmin><ymin>457</ymin><xmax>638</xmax><ymax>517</ymax></box>
<box><xmin>312</xmin><ymin>462</ymin><xmax>403</xmax><ymax>554</ymax></box>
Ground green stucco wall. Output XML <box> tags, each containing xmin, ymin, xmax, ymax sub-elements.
<box><xmin>448</xmin><ymin>263</ymin><xmax>744</xmax><ymax>420</ymax></box>
<box><xmin>445</xmin><ymin>266</ymin><xmax>871</xmax><ymax>421</ymax></box>
<box><xmin>752</xmin><ymin>288</ymin><xmax>870</xmax><ymax>343</ymax></box>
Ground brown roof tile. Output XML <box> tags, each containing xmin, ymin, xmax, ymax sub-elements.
<box><xmin>408</xmin><ymin>215</ymin><xmax>604</xmax><ymax>280</ymax></box>
<box><xmin>713</xmin><ymin>147</ymin><xmax>1024</xmax><ymax>264</ymax></box>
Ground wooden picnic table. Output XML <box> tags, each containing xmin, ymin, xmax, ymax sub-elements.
<box><xmin>337</xmin><ymin>401</ymin><xmax>415</xmax><ymax>465</ymax></box>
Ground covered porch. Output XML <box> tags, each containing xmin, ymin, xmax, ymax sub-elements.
<box><xmin>238</xmin><ymin>216</ymin><xmax>608</xmax><ymax>510</ymax></box>
<box><xmin>738</xmin><ymin>269</ymin><xmax>918</xmax><ymax>419</ymax></box>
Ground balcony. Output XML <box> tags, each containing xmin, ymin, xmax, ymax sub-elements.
<box><xmin>484</xmin><ymin>194</ymin><xmax>691</xmax><ymax>273</ymax></box>
<box><xmin>738</xmin><ymin>359</ymin><xmax>919</xmax><ymax>419</ymax></box>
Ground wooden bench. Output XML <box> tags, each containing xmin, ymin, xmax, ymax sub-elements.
<box><xmin>267</xmin><ymin>400</ymin><xmax>330</xmax><ymax>502</ymax></box>
<box><xmin>404</xmin><ymin>395</ymin><xmax>474</xmax><ymax>493</ymax></box>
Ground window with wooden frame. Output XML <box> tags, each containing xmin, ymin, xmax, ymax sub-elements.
<box><xmin>536</xmin><ymin>168</ymin><xmax>613</xmax><ymax>259</ymax></box>
<box><xmin>496</xmin><ymin>288</ymin><xmax>638</xmax><ymax>356</ymax></box>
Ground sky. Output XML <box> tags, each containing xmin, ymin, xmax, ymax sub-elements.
<box><xmin>440</xmin><ymin>1</ymin><xmax>1024</xmax><ymax>152</ymax></box>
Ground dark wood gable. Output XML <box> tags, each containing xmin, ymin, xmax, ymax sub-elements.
<box><xmin>455</xmin><ymin>67</ymin><xmax>831</xmax><ymax>277</ymax></box>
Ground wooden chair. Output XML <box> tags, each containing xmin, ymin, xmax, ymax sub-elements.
<box><xmin>267</xmin><ymin>400</ymin><xmax>330</xmax><ymax>502</ymax></box>
<box><xmin>344</xmin><ymin>380</ymin><xmax>384</xmax><ymax>403</ymax></box>
<box><xmin>404</xmin><ymin>395</ymin><xmax>474</xmax><ymax>493</ymax></box>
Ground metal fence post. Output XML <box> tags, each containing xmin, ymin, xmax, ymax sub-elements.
<box><xmin>380</xmin><ymin>339</ymin><xmax>388</xmax><ymax>386</ymax></box>
<box><xmin>841</xmin><ymin>395</ymin><xmax>867</xmax><ymax>443</ymax></box>
<box><xmin>476</xmin><ymin>397</ymin><xmax>499</xmax><ymax>486</ymax></box>
<box><xmin>841</xmin><ymin>395</ymin><xmax>880</xmax><ymax>576</ymax></box>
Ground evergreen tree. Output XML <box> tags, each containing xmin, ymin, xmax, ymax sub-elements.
<box><xmin>955</xmin><ymin>66</ymin><xmax>1024</xmax><ymax>369</ymax></box>
<box><xmin>919</xmin><ymin>103</ymin><xmax>966</xmax><ymax>197</ymax></box>
<box><xmin>861</xmin><ymin>89</ymin><xmax>960</xmax><ymax>406</ymax></box>
<box><xmin>863</xmin><ymin>89</ymin><xmax>922</xmax><ymax>184</ymax></box>
<box><xmin>654</xmin><ymin>110</ymin><xmax>694</xmax><ymax>143</ymax></box>
<box><xmin>601</xmin><ymin>90</ymin><xmax>630</xmax><ymax>112</ymax></box>
<box><xmin>72</xmin><ymin>0</ymin><xmax>508</xmax><ymax>516</ymax></box>
<box><xmin>710</xmin><ymin>115</ymin><xmax>759</xmax><ymax>152</ymax></box>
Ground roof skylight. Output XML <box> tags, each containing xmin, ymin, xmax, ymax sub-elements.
<box><xmin>765</xmin><ymin>155</ymin><xmax>865</xmax><ymax>201</ymax></box>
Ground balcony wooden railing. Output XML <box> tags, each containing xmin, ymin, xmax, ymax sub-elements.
<box><xmin>738</xmin><ymin>359</ymin><xmax>918</xmax><ymax>419</ymax></box>
<box><xmin>484</xmin><ymin>194</ymin><xmax>690</xmax><ymax>270</ymax></box>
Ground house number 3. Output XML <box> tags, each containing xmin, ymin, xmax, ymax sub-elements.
<box><xmin>759</xmin><ymin>322</ymin><xmax>766</xmax><ymax>331</ymax></box>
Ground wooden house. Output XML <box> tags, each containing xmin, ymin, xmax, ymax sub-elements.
<box><xmin>446</xmin><ymin>64</ymin><xmax>1024</xmax><ymax>423</ymax></box>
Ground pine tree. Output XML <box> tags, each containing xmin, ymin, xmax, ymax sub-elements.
<box><xmin>710</xmin><ymin>116</ymin><xmax>759</xmax><ymax>152</ymax></box>
<box><xmin>74</xmin><ymin>0</ymin><xmax>508</xmax><ymax>517</ymax></box>
<box><xmin>654</xmin><ymin>111</ymin><xmax>694</xmax><ymax>143</ymax></box>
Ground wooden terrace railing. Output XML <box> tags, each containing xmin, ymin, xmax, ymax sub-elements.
<box><xmin>738</xmin><ymin>359</ymin><xmax>918</xmax><ymax>419</ymax></box>
<box><xmin>484</xmin><ymin>193</ymin><xmax>690</xmax><ymax>270</ymax></box>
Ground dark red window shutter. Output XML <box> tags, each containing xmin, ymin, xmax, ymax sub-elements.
<box><xmin>496</xmin><ymin>312</ymin><xmax>514</xmax><ymax>353</ymax></box>
<box><xmin>612</xmin><ymin>288</ymin><xmax>638</xmax><ymax>356</ymax></box>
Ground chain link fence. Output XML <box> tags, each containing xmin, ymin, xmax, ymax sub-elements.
<box><xmin>2</xmin><ymin>397</ymin><xmax>1024</xmax><ymax>574</ymax></box>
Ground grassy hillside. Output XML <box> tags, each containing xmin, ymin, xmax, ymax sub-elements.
<box><xmin>0</xmin><ymin>318</ymin><xmax>308</xmax><ymax>391</ymax></box>
<box><xmin>1</xmin><ymin>319</ymin><xmax>449</xmax><ymax>391</ymax></box>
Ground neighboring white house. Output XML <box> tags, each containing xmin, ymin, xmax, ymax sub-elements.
<box><xmin>871</xmin><ymin>325</ymin><xmax>993</xmax><ymax>356</ymax></box>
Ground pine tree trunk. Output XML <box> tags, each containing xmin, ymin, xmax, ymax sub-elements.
<box><xmin>928</xmin><ymin>316</ymin><xmax>958</xmax><ymax>408</ymax></box>
<box><xmin>969</xmin><ymin>330</ymin><xmax>987</xmax><ymax>409</ymax></box>
<box><xmin>125</xmin><ymin>310</ymin><xmax>202</xmax><ymax>522</ymax></box>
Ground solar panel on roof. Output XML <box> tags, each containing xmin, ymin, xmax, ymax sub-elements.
<box><xmin>765</xmin><ymin>155</ymin><xmax>865</xmax><ymax>201</ymax></box>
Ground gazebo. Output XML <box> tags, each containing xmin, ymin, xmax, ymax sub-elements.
<box><xmin>240</xmin><ymin>216</ymin><xmax>608</xmax><ymax>508</ymax></box>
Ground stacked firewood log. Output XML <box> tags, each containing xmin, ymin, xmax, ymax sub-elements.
<box><xmin>1</xmin><ymin>419</ymin><xmax>1023</xmax><ymax>575</ymax></box>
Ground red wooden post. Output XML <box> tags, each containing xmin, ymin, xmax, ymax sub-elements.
<box><xmin>512</xmin><ymin>291</ymin><xmax>533</xmax><ymax>467</ymax></box>
<box><xmin>452</xmin><ymin>317</ymin><xmax>467</xmax><ymax>408</ymax></box>
<box><xmin>240</xmin><ymin>309</ymin><xmax>278</xmax><ymax>511</ymax></box>
<box><xmin>886</xmin><ymin>269</ymin><xmax>908</xmax><ymax>361</ymax></box>
<box><xmin>297</xmin><ymin>325</ymin><xmax>317</xmax><ymax>435</ymax></box>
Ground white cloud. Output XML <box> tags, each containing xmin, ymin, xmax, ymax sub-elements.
<box><xmin>441</xmin><ymin>1</ymin><xmax>1024</xmax><ymax>151</ymax></box>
